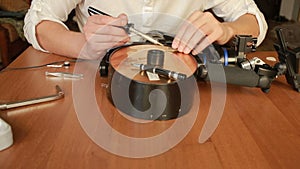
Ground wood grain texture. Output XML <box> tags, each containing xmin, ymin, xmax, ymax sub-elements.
<box><xmin>0</xmin><ymin>47</ymin><xmax>299</xmax><ymax>169</ymax></box>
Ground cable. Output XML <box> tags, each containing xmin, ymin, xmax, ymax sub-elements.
<box><xmin>0</xmin><ymin>59</ymin><xmax>83</xmax><ymax>73</ymax></box>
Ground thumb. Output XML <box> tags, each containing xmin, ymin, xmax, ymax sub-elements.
<box><xmin>117</xmin><ymin>13</ymin><xmax>128</xmax><ymax>26</ymax></box>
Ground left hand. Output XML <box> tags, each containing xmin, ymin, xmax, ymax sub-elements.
<box><xmin>172</xmin><ymin>10</ymin><xmax>234</xmax><ymax>55</ymax></box>
<box><xmin>80</xmin><ymin>13</ymin><xmax>130</xmax><ymax>60</ymax></box>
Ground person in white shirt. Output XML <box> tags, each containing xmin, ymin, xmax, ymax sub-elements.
<box><xmin>24</xmin><ymin>0</ymin><xmax>268</xmax><ymax>59</ymax></box>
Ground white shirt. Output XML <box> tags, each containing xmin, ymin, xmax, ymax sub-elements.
<box><xmin>24</xmin><ymin>0</ymin><xmax>268</xmax><ymax>52</ymax></box>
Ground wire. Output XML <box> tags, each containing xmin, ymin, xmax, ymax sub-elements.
<box><xmin>0</xmin><ymin>59</ymin><xmax>79</xmax><ymax>73</ymax></box>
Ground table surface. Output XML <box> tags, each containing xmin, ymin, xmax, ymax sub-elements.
<box><xmin>0</xmin><ymin>47</ymin><xmax>300</xmax><ymax>169</ymax></box>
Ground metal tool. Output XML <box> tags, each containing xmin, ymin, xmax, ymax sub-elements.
<box><xmin>0</xmin><ymin>85</ymin><xmax>64</xmax><ymax>110</ymax></box>
<box><xmin>45</xmin><ymin>72</ymin><xmax>83</xmax><ymax>79</ymax></box>
<box><xmin>46</xmin><ymin>61</ymin><xmax>71</xmax><ymax>68</ymax></box>
<box><xmin>87</xmin><ymin>6</ymin><xmax>164</xmax><ymax>46</ymax></box>
<box><xmin>132</xmin><ymin>63</ymin><xmax>187</xmax><ymax>80</ymax></box>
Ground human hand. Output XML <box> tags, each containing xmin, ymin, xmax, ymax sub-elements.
<box><xmin>172</xmin><ymin>11</ymin><xmax>234</xmax><ymax>55</ymax></box>
<box><xmin>80</xmin><ymin>14</ymin><xmax>130</xmax><ymax>60</ymax></box>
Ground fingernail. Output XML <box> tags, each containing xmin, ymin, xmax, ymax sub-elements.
<box><xmin>192</xmin><ymin>50</ymin><xmax>199</xmax><ymax>55</ymax></box>
<box><xmin>178</xmin><ymin>46</ymin><xmax>184</xmax><ymax>52</ymax></box>
<box><xmin>184</xmin><ymin>48</ymin><xmax>190</xmax><ymax>54</ymax></box>
<box><xmin>172</xmin><ymin>40</ymin><xmax>178</xmax><ymax>49</ymax></box>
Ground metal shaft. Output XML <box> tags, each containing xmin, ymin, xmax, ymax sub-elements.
<box><xmin>128</xmin><ymin>27</ymin><xmax>164</xmax><ymax>46</ymax></box>
<box><xmin>0</xmin><ymin>85</ymin><xmax>64</xmax><ymax>110</ymax></box>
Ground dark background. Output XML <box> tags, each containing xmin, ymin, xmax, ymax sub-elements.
<box><xmin>254</xmin><ymin>0</ymin><xmax>282</xmax><ymax>20</ymax></box>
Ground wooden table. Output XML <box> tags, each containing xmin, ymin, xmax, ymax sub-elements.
<box><xmin>0</xmin><ymin>47</ymin><xmax>300</xmax><ymax>169</ymax></box>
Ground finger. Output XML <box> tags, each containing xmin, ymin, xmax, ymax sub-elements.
<box><xmin>192</xmin><ymin>37</ymin><xmax>211</xmax><ymax>55</ymax></box>
<box><xmin>81</xmin><ymin>36</ymin><xmax>128</xmax><ymax>60</ymax></box>
<box><xmin>94</xmin><ymin>25</ymin><xmax>129</xmax><ymax>36</ymax></box>
<box><xmin>182</xmin><ymin>28</ymin><xmax>206</xmax><ymax>54</ymax></box>
<box><xmin>94</xmin><ymin>41</ymin><xmax>127</xmax><ymax>52</ymax></box>
<box><xmin>172</xmin><ymin>11</ymin><xmax>202</xmax><ymax>49</ymax></box>
<box><xmin>88</xmin><ymin>34</ymin><xmax>130</xmax><ymax>43</ymax></box>
<box><xmin>88</xmin><ymin>14</ymin><xmax>127</xmax><ymax>27</ymax></box>
<box><xmin>117</xmin><ymin>13</ymin><xmax>128</xmax><ymax>26</ymax></box>
<box><xmin>176</xmin><ymin>23</ymin><xmax>197</xmax><ymax>53</ymax></box>
<box><xmin>192</xmin><ymin>12</ymin><xmax>224</xmax><ymax>43</ymax></box>
<box><xmin>172</xmin><ymin>22</ymin><xmax>188</xmax><ymax>50</ymax></box>
<box><xmin>92</xmin><ymin>41</ymin><xmax>128</xmax><ymax>57</ymax></box>
<box><xmin>198</xmin><ymin>23</ymin><xmax>223</xmax><ymax>44</ymax></box>
<box><xmin>84</xmin><ymin>25</ymin><xmax>129</xmax><ymax>40</ymax></box>
<box><xmin>189</xmin><ymin>13</ymin><xmax>224</xmax><ymax>54</ymax></box>
<box><xmin>192</xmin><ymin>12</ymin><xmax>216</xmax><ymax>29</ymax></box>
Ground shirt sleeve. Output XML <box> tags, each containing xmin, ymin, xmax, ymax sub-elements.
<box><xmin>209</xmin><ymin>0</ymin><xmax>268</xmax><ymax>46</ymax></box>
<box><xmin>24</xmin><ymin>0</ymin><xmax>81</xmax><ymax>52</ymax></box>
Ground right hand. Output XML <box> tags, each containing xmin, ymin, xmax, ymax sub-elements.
<box><xmin>80</xmin><ymin>14</ymin><xmax>130</xmax><ymax>60</ymax></box>
<box><xmin>172</xmin><ymin>11</ymin><xmax>233</xmax><ymax>55</ymax></box>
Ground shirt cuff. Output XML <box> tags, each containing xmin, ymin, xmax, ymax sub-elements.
<box><xmin>246</xmin><ymin>7</ymin><xmax>268</xmax><ymax>46</ymax></box>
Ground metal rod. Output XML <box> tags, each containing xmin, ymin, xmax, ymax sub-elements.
<box><xmin>0</xmin><ymin>85</ymin><xmax>64</xmax><ymax>110</ymax></box>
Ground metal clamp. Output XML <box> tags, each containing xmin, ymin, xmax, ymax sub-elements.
<box><xmin>0</xmin><ymin>85</ymin><xmax>64</xmax><ymax>110</ymax></box>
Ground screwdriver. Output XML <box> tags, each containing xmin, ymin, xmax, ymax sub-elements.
<box><xmin>132</xmin><ymin>63</ymin><xmax>187</xmax><ymax>80</ymax></box>
<box><xmin>88</xmin><ymin>6</ymin><xmax>164</xmax><ymax>46</ymax></box>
